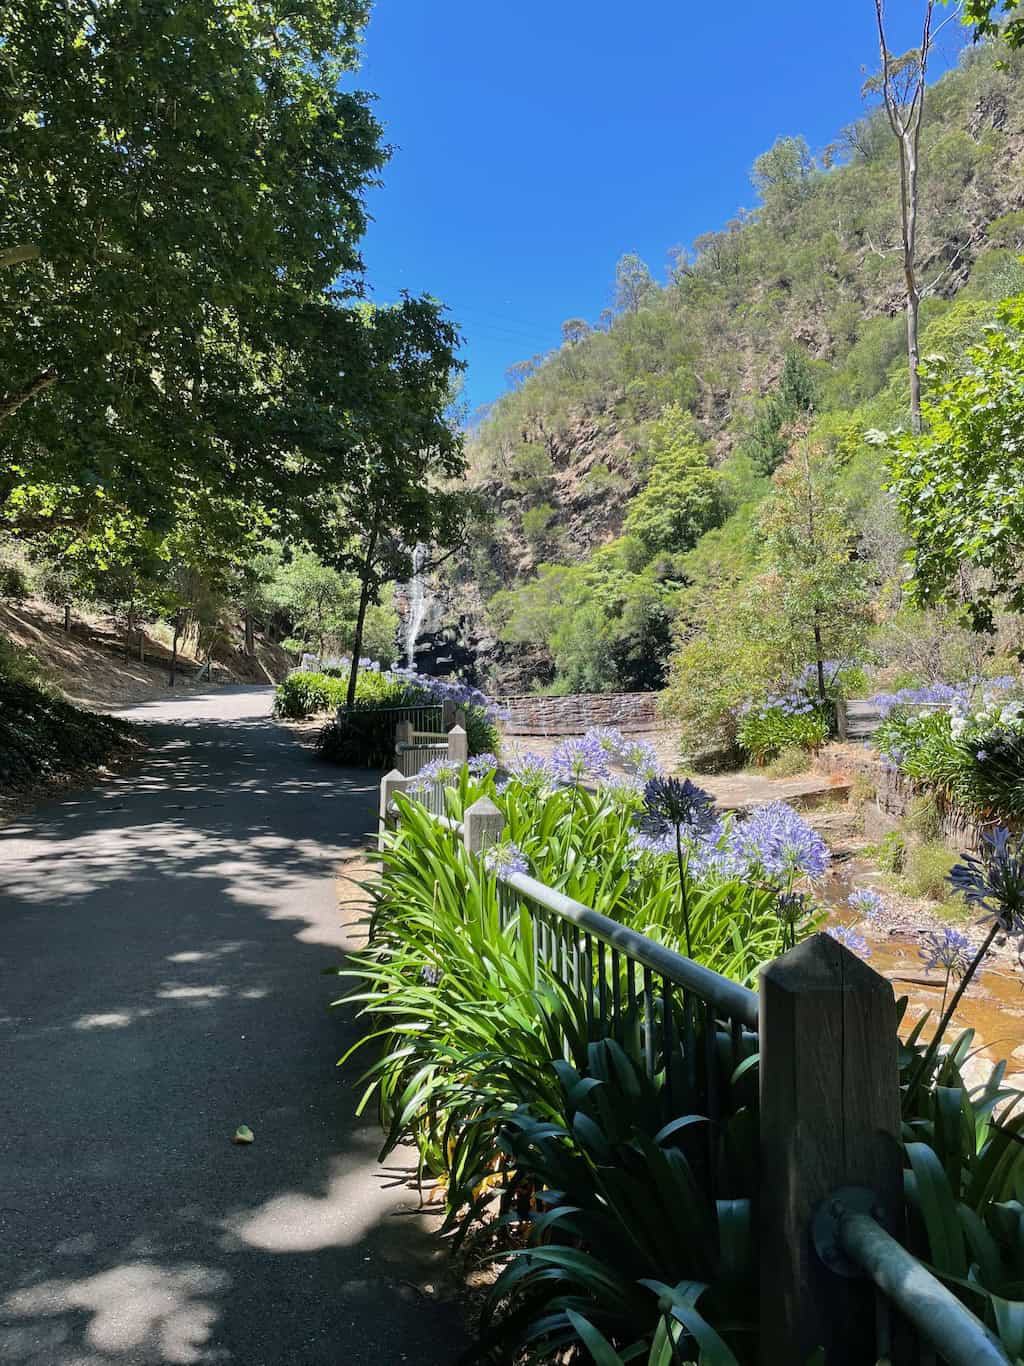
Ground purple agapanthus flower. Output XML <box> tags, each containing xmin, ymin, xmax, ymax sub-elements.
<box><xmin>618</xmin><ymin>738</ymin><xmax>662</xmax><ymax>782</ymax></box>
<box><xmin>949</xmin><ymin>827</ymin><xmax>1024</xmax><ymax>933</ymax></box>
<box><xmin>408</xmin><ymin>757</ymin><xmax>461</xmax><ymax>796</ymax></box>
<box><xmin>504</xmin><ymin>750</ymin><xmax>557</xmax><ymax>788</ymax></box>
<box><xmin>420</xmin><ymin>963</ymin><xmax>443</xmax><ymax>987</ymax></box>
<box><xmin>642</xmin><ymin>776</ymin><xmax>716</xmax><ymax>834</ymax></box>
<box><xmin>730</xmin><ymin>802</ymin><xmax>829</xmax><ymax>881</ymax></box>
<box><xmin>605</xmin><ymin>772</ymin><xmax>646</xmax><ymax>799</ymax></box>
<box><xmin>847</xmin><ymin>888</ymin><xmax>885</xmax><ymax>919</ymax></box>
<box><xmin>483</xmin><ymin>842</ymin><xmax>530</xmax><ymax>878</ymax></box>
<box><xmin>827</xmin><ymin>925</ymin><xmax>871</xmax><ymax>957</ymax></box>
<box><xmin>871</xmin><ymin>683</ymin><xmax>968</xmax><ymax>718</ymax></box>
<box><xmin>386</xmin><ymin>667</ymin><xmax>510</xmax><ymax>723</ymax></box>
<box><xmin>551</xmin><ymin>734</ymin><xmax>611</xmax><ymax>784</ymax></box>
<box><xmin>918</xmin><ymin>927</ymin><xmax>973</xmax><ymax>978</ymax></box>
<box><xmin>587</xmin><ymin>726</ymin><xmax>627</xmax><ymax>755</ymax></box>
<box><xmin>467</xmin><ymin>753</ymin><xmax>499</xmax><ymax>775</ymax></box>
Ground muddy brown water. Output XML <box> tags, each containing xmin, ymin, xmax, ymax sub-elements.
<box><xmin>820</xmin><ymin>861</ymin><xmax>1024</xmax><ymax>1086</ymax></box>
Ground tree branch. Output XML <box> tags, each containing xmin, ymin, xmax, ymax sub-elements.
<box><xmin>0</xmin><ymin>368</ymin><xmax>58</xmax><ymax>424</ymax></box>
<box><xmin>0</xmin><ymin>244</ymin><xmax>41</xmax><ymax>270</ymax></box>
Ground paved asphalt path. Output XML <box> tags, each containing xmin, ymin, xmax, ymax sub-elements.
<box><xmin>0</xmin><ymin>687</ymin><xmax>467</xmax><ymax>1366</ymax></box>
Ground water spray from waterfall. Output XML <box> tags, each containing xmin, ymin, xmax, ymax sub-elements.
<box><xmin>405</xmin><ymin>543</ymin><xmax>429</xmax><ymax>668</ymax></box>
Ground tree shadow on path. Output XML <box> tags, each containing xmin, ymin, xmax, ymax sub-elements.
<box><xmin>0</xmin><ymin>687</ymin><xmax>468</xmax><ymax>1365</ymax></box>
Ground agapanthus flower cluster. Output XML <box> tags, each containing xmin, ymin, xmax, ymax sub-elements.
<box><xmin>731</xmin><ymin>802</ymin><xmax>829</xmax><ymax>881</ymax></box>
<box><xmin>847</xmin><ymin>888</ymin><xmax>885</xmax><ymax>919</ymax></box>
<box><xmin>386</xmin><ymin>667</ymin><xmax>510</xmax><ymax>723</ymax></box>
<box><xmin>918</xmin><ymin>927</ymin><xmax>973</xmax><ymax>978</ymax></box>
<box><xmin>408</xmin><ymin>757</ymin><xmax>461</xmax><ymax>796</ymax></box>
<box><xmin>642</xmin><ymin>776</ymin><xmax>716</xmax><ymax>835</ymax></box>
<box><xmin>483</xmin><ymin>841</ymin><xmax>530</xmax><ymax>878</ymax></box>
<box><xmin>827</xmin><ymin>925</ymin><xmax>871</xmax><ymax>957</ymax></box>
<box><xmin>872</xmin><ymin>683</ymin><xmax>967</xmax><ymax>719</ymax></box>
<box><xmin>949</xmin><ymin>827</ymin><xmax>1024</xmax><ymax>934</ymax></box>
<box><xmin>617</xmin><ymin>738</ymin><xmax>662</xmax><ymax>782</ymax></box>
<box><xmin>550</xmin><ymin>734</ymin><xmax>612</xmax><ymax>784</ymax></box>
<box><xmin>739</xmin><ymin>691</ymin><xmax>821</xmax><ymax>721</ymax></box>
<box><xmin>503</xmin><ymin>750</ymin><xmax>558</xmax><ymax>788</ymax></box>
<box><xmin>420</xmin><ymin>963</ymin><xmax>443</xmax><ymax>987</ymax></box>
<box><xmin>629</xmin><ymin>798</ymin><xmax>827</xmax><ymax>886</ymax></box>
<box><xmin>950</xmin><ymin>694</ymin><xmax>1024</xmax><ymax>741</ymax></box>
<box><xmin>467</xmin><ymin>753</ymin><xmax>499</xmax><ymax>776</ymax></box>
<box><xmin>588</xmin><ymin>726</ymin><xmax>627</xmax><ymax>755</ymax></box>
<box><xmin>737</xmin><ymin>661</ymin><xmax>846</xmax><ymax>722</ymax></box>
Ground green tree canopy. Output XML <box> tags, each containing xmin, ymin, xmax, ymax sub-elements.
<box><xmin>1</xmin><ymin>0</ymin><xmax>383</xmax><ymax>547</ymax></box>
<box><xmin>882</xmin><ymin>294</ymin><xmax>1024</xmax><ymax>630</ymax></box>
<box><xmin>613</xmin><ymin>253</ymin><xmax>655</xmax><ymax>315</ymax></box>
<box><xmin>623</xmin><ymin>404</ymin><xmax>726</xmax><ymax>559</ymax></box>
<box><xmin>964</xmin><ymin>0</ymin><xmax>1024</xmax><ymax>47</ymax></box>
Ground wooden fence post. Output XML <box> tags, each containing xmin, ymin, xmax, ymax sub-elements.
<box><xmin>463</xmin><ymin>796</ymin><xmax>505</xmax><ymax>855</ymax></box>
<box><xmin>759</xmin><ymin>933</ymin><xmax>903</xmax><ymax>1366</ymax></box>
<box><xmin>447</xmin><ymin>724</ymin><xmax>468</xmax><ymax>765</ymax></box>
<box><xmin>442</xmin><ymin>698</ymin><xmax>457</xmax><ymax>730</ymax></box>
<box><xmin>455</xmin><ymin>707</ymin><xmax>466</xmax><ymax>731</ymax></box>
<box><xmin>396</xmin><ymin>719</ymin><xmax>414</xmax><ymax>744</ymax></box>
<box><xmin>379</xmin><ymin>769</ymin><xmax>411</xmax><ymax>851</ymax></box>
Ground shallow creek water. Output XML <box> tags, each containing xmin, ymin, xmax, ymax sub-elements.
<box><xmin>820</xmin><ymin>859</ymin><xmax>1024</xmax><ymax>1085</ymax></box>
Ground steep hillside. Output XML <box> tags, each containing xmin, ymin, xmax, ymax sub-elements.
<box><xmin>0</xmin><ymin>598</ymin><xmax>291</xmax><ymax>709</ymax></box>
<box><xmin>452</xmin><ymin>43</ymin><xmax>1024</xmax><ymax>694</ymax></box>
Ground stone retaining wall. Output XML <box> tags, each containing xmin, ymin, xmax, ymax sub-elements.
<box><xmin>816</xmin><ymin>744</ymin><xmax>991</xmax><ymax>851</ymax></box>
<box><xmin>500</xmin><ymin>691</ymin><xmax>662</xmax><ymax>736</ymax></box>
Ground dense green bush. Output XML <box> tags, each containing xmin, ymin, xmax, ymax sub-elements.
<box><xmin>0</xmin><ymin>639</ymin><xmax>138</xmax><ymax>791</ymax></box>
<box><xmin>875</xmin><ymin>695</ymin><xmax>1024</xmax><ymax>820</ymax></box>
<box><xmin>0</xmin><ymin>560</ymin><xmax>29</xmax><ymax>601</ymax></box>
<box><xmin>737</xmin><ymin>702</ymin><xmax>828</xmax><ymax>765</ymax></box>
<box><xmin>272</xmin><ymin>670</ymin><xmax>349</xmax><ymax>718</ymax></box>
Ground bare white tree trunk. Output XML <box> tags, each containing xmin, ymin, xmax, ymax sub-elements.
<box><xmin>873</xmin><ymin>0</ymin><xmax>938</xmax><ymax>435</ymax></box>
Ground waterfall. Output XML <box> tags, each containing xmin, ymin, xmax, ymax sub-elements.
<box><xmin>405</xmin><ymin>543</ymin><xmax>429</xmax><ymax>668</ymax></box>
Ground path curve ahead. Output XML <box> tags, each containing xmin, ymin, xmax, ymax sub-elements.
<box><xmin>0</xmin><ymin>687</ymin><xmax>466</xmax><ymax>1365</ymax></box>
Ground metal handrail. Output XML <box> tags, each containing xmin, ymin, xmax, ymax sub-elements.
<box><xmin>838</xmin><ymin>1211</ymin><xmax>1009</xmax><ymax>1366</ymax></box>
<box><xmin>500</xmin><ymin>869</ymin><xmax>760</xmax><ymax>1030</ymax></box>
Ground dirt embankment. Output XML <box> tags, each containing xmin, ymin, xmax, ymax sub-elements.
<box><xmin>1</xmin><ymin>598</ymin><xmax>291</xmax><ymax>710</ymax></box>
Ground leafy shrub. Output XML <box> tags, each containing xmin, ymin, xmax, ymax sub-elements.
<box><xmin>480</xmin><ymin>1039</ymin><xmax>757</xmax><ymax>1363</ymax></box>
<box><xmin>902</xmin><ymin>841</ymin><xmax>960</xmax><ymax>902</ymax></box>
<box><xmin>272</xmin><ymin>670</ymin><xmax>348</xmax><ymax>718</ymax></box>
<box><xmin>738</xmin><ymin>702</ymin><xmax>828</xmax><ymax>765</ymax></box>
<box><xmin>874</xmin><ymin>830</ymin><xmax>907</xmax><ymax>874</ymax></box>
<box><xmin>0</xmin><ymin>675</ymin><xmax>138</xmax><ymax>791</ymax></box>
<box><xmin>875</xmin><ymin>696</ymin><xmax>1024</xmax><ymax>820</ymax></box>
<box><xmin>281</xmin><ymin>665</ymin><xmax>502</xmax><ymax>764</ymax></box>
<box><xmin>0</xmin><ymin>560</ymin><xmax>29</xmax><ymax>601</ymax></box>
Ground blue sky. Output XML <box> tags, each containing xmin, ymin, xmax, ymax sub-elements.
<box><xmin>353</xmin><ymin>2</ymin><xmax>968</xmax><ymax>414</ymax></box>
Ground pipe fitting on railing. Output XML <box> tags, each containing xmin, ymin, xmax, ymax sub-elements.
<box><xmin>814</xmin><ymin>1188</ymin><xmax>1010</xmax><ymax>1366</ymax></box>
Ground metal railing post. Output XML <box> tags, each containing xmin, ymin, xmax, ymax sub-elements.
<box><xmin>758</xmin><ymin>933</ymin><xmax>903</xmax><ymax>1366</ymax></box>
